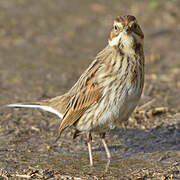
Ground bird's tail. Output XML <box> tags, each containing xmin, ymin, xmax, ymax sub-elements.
<box><xmin>7</xmin><ymin>94</ymin><xmax>71</xmax><ymax>141</ymax></box>
<box><xmin>7</xmin><ymin>101</ymin><xmax>63</xmax><ymax>118</ymax></box>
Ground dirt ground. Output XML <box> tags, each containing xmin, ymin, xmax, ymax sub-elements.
<box><xmin>0</xmin><ymin>0</ymin><xmax>180</xmax><ymax>179</ymax></box>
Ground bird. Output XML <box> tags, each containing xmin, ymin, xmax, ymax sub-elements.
<box><xmin>8</xmin><ymin>15</ymin><xmax>145</xmax><ymax>166</ymax></box>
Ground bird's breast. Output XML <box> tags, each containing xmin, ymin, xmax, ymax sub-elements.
<box><xmin>100</xmin><ymin>54</ymin><xmax>143</xmax><ymax>126</ymax></box>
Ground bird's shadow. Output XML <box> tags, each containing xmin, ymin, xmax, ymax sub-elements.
<box><xmin>94</xmin><ymin>122</ymin><xmax>180</xmax><ymax>157</ymax></box>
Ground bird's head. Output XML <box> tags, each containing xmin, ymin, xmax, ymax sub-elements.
<box><xmin>109</xmin><ymin>15</ymin><xmax>144</xmax><ymax>53</ymax></box>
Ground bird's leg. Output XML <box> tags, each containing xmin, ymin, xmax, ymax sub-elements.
<box><xmin>100</xmin><ymin>133</ymin><xmax>111</xmax><ymax>159</ymax></box>
<box><xmin>87</xmin><ymin>132</ymin><xmax>93</xmax><ymax>166</ymax></box>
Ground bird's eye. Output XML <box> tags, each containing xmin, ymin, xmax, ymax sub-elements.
<box><xmin>114</xmin><ymin>25</ymin><xmax>118</xmax><ymax>31</ymax></box>
<box><xmin>133</xmin><ymin>23</ymin><xmax>138</xmax><ymax>29</ymax></box>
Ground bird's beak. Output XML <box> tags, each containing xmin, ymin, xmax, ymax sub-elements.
<box><xmin>124</xmin><ymin>26</ymin><xmax>131</xmax><ymax>33</ymax></box>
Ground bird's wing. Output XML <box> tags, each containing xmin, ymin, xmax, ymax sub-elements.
<box><xmin>58</xmin><ymin>82</ymin><xmax>102</xmax><ymax>135</ymax></box>
<box><xmin>57</xmin><ymin>45</ymin><xmax>114</xmax><ymax>136</ymax></box>
<box><xmin>58</xmin><ymin>59</ymin><xmax>103</xmax><ymax>135</ymax></box>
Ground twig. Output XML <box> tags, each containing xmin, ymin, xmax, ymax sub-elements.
<box><xmin>138</xmin><ymin>99</ymin><xmax>156</xmax><ymax>111</ymax></box>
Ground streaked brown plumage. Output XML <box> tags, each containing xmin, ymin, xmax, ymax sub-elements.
<box><xmin>8</xmin><ymin>15</ymin><xmax>145</xmax><ymax>166</ymax></box>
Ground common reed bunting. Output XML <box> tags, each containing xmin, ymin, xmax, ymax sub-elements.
<box><xmin>8</xmin><ymin>15</ymin><xmax>144</xmax><ymax>166</ymax></box>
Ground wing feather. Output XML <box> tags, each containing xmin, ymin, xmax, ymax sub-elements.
<box><xmin>57</xmin><ymin>45</ymin><xmax>114</xmax><ymax>136</ymax></box>
<box><xmin>58</xmin><ymin>83</ymin><xmax>102</xmax><ymax>134</ymax></box>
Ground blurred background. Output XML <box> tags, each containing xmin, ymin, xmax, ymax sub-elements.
<box><xmin>0</xmin><ymin>0</ymin><xmax>180</xmax><ymax>179</ymax></box>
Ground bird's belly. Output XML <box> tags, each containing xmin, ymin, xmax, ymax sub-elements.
<box><xmin>94</xmin><ymin>83</ymin><xmax>141</xmax><ymax>131</ymax></box>
<box><xmin>116</xmin><ymin>86</ymin><xmax>141</xmax><ymax>123</ymax></box>
<box><xmin>76</xmin><ymin>82</ymin><xmax>142</xmax><ymax>133</ymax></box>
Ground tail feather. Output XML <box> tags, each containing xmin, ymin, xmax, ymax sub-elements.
<box><xmin>7</xmin><ymin>103</ymin><xmax>63</xmax><ymax>118</ymax></box>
